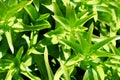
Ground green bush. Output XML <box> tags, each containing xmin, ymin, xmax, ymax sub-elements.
<box><xmin>0</xmin><ymin>0</ymin><xmax>120</xmax><ymax>80</ymax></box>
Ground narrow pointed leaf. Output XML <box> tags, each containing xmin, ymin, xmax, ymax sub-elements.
<box><xmin>66</xmin><ymin>4</ymin><xmax>77</xmax><ymax>24</ymax></box>
<box><xmin>87</xmin><ymin>23</ymin><xmax>94</xmax><ymax>47</ymax></box>
<box><xmin>52</xmin><ymin>15</ymin><xmax>70</xmax><ymax>31</ymax></box>
<box><xmin>59</xmin><ymin>59</ymin><xmax>71</xmax><ymax>80</ymax></box>
<box><xmin>90</xmin><ymin>36</ymin><xmax>116</xmax><ymax>52</ymax></box>
<box><xmin>44</xmin><ymin>47</ymin><xmax>54</xmax><ymax>80</ymax></box>
<box><xmin>24</xmin><ymin>4</ymin><xmax>39</xmax><ymax>21</ymax></box>
<box><xmin>12</xmin><ymin>20</ymin><xmax>51</xmax><ymax>32</ymax></box>
<box><xmin>53</xmin><ymin>3</ymin><xmax>63</xmax><ymax>16</ymax></box>
<box><xmin>5</xmin><ymin>68</ymin><xmax>16</xmax><ymax>80</ymax></box>
<box><xmin>60</xmin><ymin>39</ymin><xmax>83</xmax><ymax>54</ymax></box>
<box><xmin>54</xmin><ymin>67</ymin><xmax>63</xmax><ymax>80</ymax></box>
<box><xmin>33</xmin><ymin>54</ymin><xmax>48</xmax><ymax>80</ymax></box>
<box><xmin>5</xmin><ymin>30</ymin><xmax>14</xmax><ymax>53</ymax></box>
<box><xmin>73</xmin><ymin>13</ymin><xmax>94</xmax><ymax>27</ymax></box>
<box><xmin>15</xmin><ymin>47</ymin><xmax>24</xmax><ymax>61</ymax></box>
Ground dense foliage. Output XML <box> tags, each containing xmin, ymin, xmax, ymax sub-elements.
<box><xmin>0</xmin><ymin>0</ymin><xmax>120</xmax><ymax>80</ymax></box>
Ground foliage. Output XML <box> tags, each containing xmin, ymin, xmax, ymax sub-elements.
<box><xmin>0</xmin><ymin>0</ymin><xmax>120</xmax><ymax>80</ymax></box>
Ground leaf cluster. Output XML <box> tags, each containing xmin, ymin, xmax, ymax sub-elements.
<box><xmin>0</xmin><ymin>0</ymin><xmax>120</xmax><ymax>80</ymax></box>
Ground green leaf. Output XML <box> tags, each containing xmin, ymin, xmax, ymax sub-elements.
<box><xmin>33</xmin><ymin>54</ymin><xmax>48</xmax><ymax>80</ymax></box>
<box><xmin>54</xmin><ymin>67</ymin><xmax>63</xmax><ymax>80</ymax></box>
<box><xmin>92</xmin><ymin>68</ymin><xmax>101</xmax><ymax>80</ymax></box>
<box><xmin>33</xmin><ymin>0</ymin><xmax>40</xmax><ymax>12</ymax></box>
<box><xmin>60</xmin><ymin>39</ymin><xmax>83</xmax><ymax>54</ymax></box>
<box><xmin>77</xmin><ymin>11</ymin><xmax>88</xmax><ymax>19</ymax></box>
<box><xmin>66</xmin><ymin>4</ymin><xmax>77</xmax><ymax>24</ymax></box>
<box><xmin>61</xmin><ymin>0</ymin><xmax>69</xmax><ymax>6</ymax></box>
<box><xmin>95</xmin><ymin>66</ymin><xmax>105</xmax><ymax>80</ymax></box>
<box><xmin>65</xmin><ymin>54</ymin><xmax>84</xmax><ymax>66</ymax></box>
<box><xmin>59</xmin><ymin>59</ymin><xmax>71</xmax><ymax>80</ymax></box>
<box><xmin>36</xmin><ymin>13</ymin><xmax>50</xmax><ymax>21</ymax></box>
<box><xmin>0</xmin><ymin>35</ymin><xmax>9</xmax><ymax>58</ymax></box>
<box><xmin>53</xmin><ymin>3</ymin><xmax>63</xmax><ymax>16</ymax></box>
<box><xmin>87</xmin><ymin>23</ymin><xmax>94</xmax><ymax>47</ymax></box>
<box><xmin>93</xmin><ymin>50</ymin><xmax>114</xmax><ymax>58</ymax></box>
<box><xmin>3</xmin><ymin>0</ymin><xmax>32</xmax><ymax>21</ymax></box>
<box><xmin>44</xmin><ymin>47</ymin><xmax>54</xmax><ymax>80</ymax></box>
<box><xmin>7</xmin><ymin>0</ymin><xmax>17</xmax><ymax>7</ymax></box>
<box><xmin>15</xmin><ymin>47</ymin><xmax>24</xmax><ymax>62</ymax></box>
<box><xmin>87</xmin><ymin>0</ymin><xmax>102</xmax><ymax>5</ymax></box>
<box><xmin>20</xmin><ymin>63</ymin><xmax>41</xmax><ymax>80</ymax></box>
<box><xmin>5</xmin><ymin>30</ymin><xmax>14</xmax><ymax>53</ymax></box>
<box><xmin>52</xmin><ymin>15</ymin><xmax>70</xmax><ymax>31</ymax></box>
<box><xmin>12</xmin><ymin>20</ymin><xmax>51</xmax><ymax>32</ymax></box>
<box><xmin>75</xmin><ymin>32</ymin><xmax>90</xmax><ymax>53</ymax></box>
<box><xmin>96</xmin><ymin>5</ymin><xmax>112</xmax><ymax>14</ymax></box>
<box><xmin>98</xmin><ymin>12</ymin><xmax>112</xmax><ymax>23</ymax></box>
<box><xmin>0</xmin><ymin>0</ymin><xmax>8</xmax><ymax>18</ymax></box>
<box><xmin>5</xmin><ymin>68</ymin><xmax>16</xmax><ymax>80</ymax></box>
<box><xmin>83</xmin><ymin>68</ymin><xmax>94</xmax><ymax>80</ymax></box>
<box><xmin>0</xmin><ymin>59</ymin><xmax>13</xmax><ymax>71</ymax></box>
<box><xmin>111</xmin><ymin>68</ymin><xmax>119</xmax><ymax>80</ymax></box>
<box><xmin>45</xmin><ymin>28</ymin><xmax>65</xmax><ymax>37</ymax></box>
<box><xmin>73</xmin><ymin>13</ymin><xmax>94</xmax><ymax>27</ymax></box>
<box><xmin>90</xmin><ymin>36</ymin><xmax>116</xmax><ymax>52</ymax></box>
<box><xmin>30</xmin><ymin>31</ymin><xmax>38</xmax><ymax>46</ymax></box>
<box><xmin>24</xmin><ymin>4</ymin><xmax>39</xmax><ymax>21</ymax></box>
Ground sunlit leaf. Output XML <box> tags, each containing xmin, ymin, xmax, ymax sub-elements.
<box><xmin>5</xmin><ymin>30</ymin><xmax>14</xmax><ymax>53</ymax></box>
<box><xmin>5</xmin><ymin>68</ymin><xmax>16</xmax><ymax>80</ymax></box>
